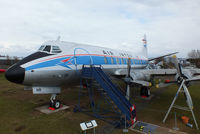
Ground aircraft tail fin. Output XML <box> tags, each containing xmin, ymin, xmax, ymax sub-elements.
<box><xmin>142</xmin><ymin>34</ymin><xmax>148</xmax><ymax>59</ymax></box>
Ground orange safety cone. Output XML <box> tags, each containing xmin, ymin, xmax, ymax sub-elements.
<box><xmin>181</xmin><ymin>116</ymin><xmax>189</xmax><ymax>124</ymax></box>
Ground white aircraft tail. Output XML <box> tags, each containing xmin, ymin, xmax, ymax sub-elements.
<box><xmin>142</xmin><ymin>34</ymin><xmax>148</xmax><ymax>59</ymax></box>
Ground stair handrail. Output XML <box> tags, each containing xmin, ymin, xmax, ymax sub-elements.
<box><xmin>92</xmin><ymin>69</ymin><xmax>131</xmax><ymax>119</ymax></box>
<box><xmin>91</xmin><ymin>66</ymin><xmax>131</xmax><ymax>112</ymax></box>
<box><xmin>82</xmin><ymin>64</ymin><xmax>136</xmax><ymax>106</ymax></box>
<box><xmin>93</xmin><ymin>65</ymin><xmax>136</xmax><ymax>105</ymax></box>
<box><xmin>81</xmin><ymin>65</ymin><xmax>136</xmax><ymax>123</ymax></box>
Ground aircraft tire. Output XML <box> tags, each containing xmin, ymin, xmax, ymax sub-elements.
<box><xmin>140</xmin><ymin>86</ymin><xmax>150</xmax><ymax>97</ymax></box>
<box><xmin>54</xmin><ymin>100</ymin><xmax>61</xmax><ymax>109</ymax></box>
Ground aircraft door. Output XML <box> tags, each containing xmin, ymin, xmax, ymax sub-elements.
<box><xmin>74</xmin><ymin>48</ymin><xmax>93</xmax><ymax>69</ymax></box>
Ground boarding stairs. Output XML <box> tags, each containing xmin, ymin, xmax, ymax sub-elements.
<box><xmin>81</xmin><ymin>65</ymin><xmax>137</xmax><ymax>126</ymax></box>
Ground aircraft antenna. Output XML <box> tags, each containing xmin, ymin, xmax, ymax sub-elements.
<box><xmin>56</xmin><ymin>36</ymin><xmax>61</xmax><ymax>41</ymax></box>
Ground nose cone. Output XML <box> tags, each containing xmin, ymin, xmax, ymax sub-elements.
<box><xmin>5</xmin><ymin>65</ymin><xmax>25</xmax><ymax>84</ymax></box>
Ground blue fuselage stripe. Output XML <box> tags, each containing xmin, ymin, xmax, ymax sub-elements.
<box><xmin>25</xmin><ymin>55</ymin><xmax>148</xmax><ymax>71</ymax></box>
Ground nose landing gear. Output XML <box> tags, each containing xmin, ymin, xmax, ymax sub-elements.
<box><xmin>49</xmin><ymin>94</ymin><xmax>61</xmax><ymax>109</ymax></box>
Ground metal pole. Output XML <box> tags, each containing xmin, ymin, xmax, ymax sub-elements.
<box><xmin>126</xmin><ymin>85</ymin><xmax>130</xmax><ymax>100</ymax></box>
<box><xmin>183</xmin><ymin>84</ymin><xmax>199</xmax><ymax>130</ymax></box>
<box><xmin>125</xmin><ymin>114</ymin><xmax>126</xmax><ymax>129</ymax></box>
<box><xmin>175</xmin><ymin>112</ymin><xmax>177</xmax><ymax>128</ymax></box>
<box><xmin>190</xmin><ymin>109</ymin><xmax>199</xmax><ymax>130</ymax></box>
<box><xmin>123</xmin><ymin>114</ymin><xmax>128</xmax><ymax>132</ymax></box>
<box><xmin>163</xmin><ymin>80</ymin><xmax>185</xmax><ymax>123</ymax></box>
<box><xmin>173</xmin><ymin>112</ymin><xmax>179</xmax><ymax>130</ymax></box>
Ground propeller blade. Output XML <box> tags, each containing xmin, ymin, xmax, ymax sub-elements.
<box><xmin>182</xmin><ymin>84</ymin><xmax>194</xmax><ymax>109</ymax></box>
<box><xmin>171</xmin><ymin>55</ymin><xmax>183</xmax><ymax>77</ymax></box>
<box><xmin>186</xmin><ymin>76</ymin><xmax>200</xmax><ymax>82</ymax></box>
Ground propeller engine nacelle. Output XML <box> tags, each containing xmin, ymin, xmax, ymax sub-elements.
<box><xmin>131</xmin><ymin>72</ymin><xmax>150</xmax><ymax>81</ymax></box>
<box><xmin>175</xmin><ymin>70</ymin><xmax>192</xmax><ymax>86</ymax></box>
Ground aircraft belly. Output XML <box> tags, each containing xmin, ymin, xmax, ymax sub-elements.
<box><xmin>24</xmin><ymin>69</ymin><xmax>77</xmax><ymax>86</ymax></box>
<box><xmin>23</xmin><ymin>64</ymin><xmax>147</xmax><ymax>87</ymax></box>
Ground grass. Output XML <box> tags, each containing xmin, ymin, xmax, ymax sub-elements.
<box><xmin>0</xmin><ymin>73</ymin><xmax>200</xmax><ymax>134</ymax></box>
<box><xmin>0</xmin><ymin>74</ymin><xmax>106</xmax><ymax>134</ymax></box>
<box><xmin>134</xmin><ymin>84</ymin><xmax>200</xmax><ymax>134</ymax></box>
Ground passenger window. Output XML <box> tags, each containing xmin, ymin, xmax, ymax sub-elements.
<box><xmin>127</xmin><ymin>58</ymin><xmax>131</xmax><ymax>65</ymax></box>
<box><xmin>104</xmin><ymin>56</ymin><xmax>108</xmax><ymax>64</ymax></box>
<box><xmin>123</xmin><ymin>58</ymin><xmax>127</xmax><ymax>64</ymax></box>
<box><xmin>43</xmin><ymin>45</ymin><xmax>51</xmax><ymax>52</ymax></box>
<box><xmin>132</xmin><ymin>59</ymin><xmax>134</xmax><ymax>64</ymax></box>
<box><xmin>121</xmin><ymin>58</ymin><xmax>124</xmax><ymax>64</ymax></box>
<box><xmin>116</xmin><ymin>58</ymin><xmax>119</xmax><ymax>64</ymax></box>
<box><xmin>111</xmin><ymin>57</ymin><xmax>114</xmax><ymax>64</ymax></box>
<box><xmin>126</xmin><ymin>58</ymin><xmax>128</xmax><ymax>64</ymax></box>
<box><xmin>136</xmin><ymin>60</ymin><xmax>138</xmax><ymax>64</ymax></box>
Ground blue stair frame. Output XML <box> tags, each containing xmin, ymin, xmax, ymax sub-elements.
<box><xmin>81</xmin><ymin>65</ymin><xmax>137</xmax><ymax>126</ymax></box>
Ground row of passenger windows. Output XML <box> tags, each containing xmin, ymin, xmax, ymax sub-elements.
<box><xmin>104</xmin><ymin>56</ymin><xmax>146</xmax><ymax>64</ymax></box>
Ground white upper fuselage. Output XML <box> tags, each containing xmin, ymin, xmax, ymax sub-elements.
<box><xmin>7</xmin><ymin>40</ymin><xmax>149</xmax><ymax>86</ymax></box>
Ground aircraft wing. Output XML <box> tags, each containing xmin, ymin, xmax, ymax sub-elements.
<box><xmin>142</xmin><ymin>69</ymin><xmax>177</xmax><ymax>76</ymax></box>
<box><xmin>113</xmin><ymin>68</ymin><xmax>200</xmax><ymax>87</ymax></box>
<box><xmin>148</xmin><ymin>52</ymin><xmax>178</xmax><ymax>61</ymax></box>
<box><xmin>114</xmin><ymin>69</ymin><xmax>176</xmax><ymax>87</ymax></box>
<box><xmin>114</xmin><ymin>68</ymin><xmax>177</xmax><ymax>77</ymax></box>
<box><xmin>114</xmin><ymin>68</ymin><xmax>200</xmax><ymax>77</ymax></box>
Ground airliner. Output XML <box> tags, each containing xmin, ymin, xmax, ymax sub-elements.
<box><xmin>5</xmin><ymin>36</ymin><xmax>200</xmax><ymax>108</ymax></box>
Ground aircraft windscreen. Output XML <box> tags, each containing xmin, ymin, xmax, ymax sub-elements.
<box><xmin>38</xmin><ymin>45</ymin><xmax>45</xmax><ymax>51</ymax></box>
<box><xmin>38</xmin><ymin>45</ymin><xmax>62</xmax><ymax>54</ymax></box>
<box><xmin>52</xmin><ymin>46</ymin><xmax>62</xmax><ymax>53</ymax></box>
<box><xmin>43</xmin><ymin>45</ymin><xmax>51</xmax><ymax>52</ymax></box>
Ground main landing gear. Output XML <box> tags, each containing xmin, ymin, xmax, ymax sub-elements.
<box><xmin>140</xmin><ymin>86</ymin><xmax>150</xmax><ymax>98</ymax></box>
<box><xmin>49</xmin><ymin>94</ymin><xmax>61</xmax><ymax>109</ymax></box>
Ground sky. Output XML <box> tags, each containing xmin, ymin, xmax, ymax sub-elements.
<box><xmin>0</xmin><ymin>0</ymin><xmax>200</xmax><ymax>58</ymax></box>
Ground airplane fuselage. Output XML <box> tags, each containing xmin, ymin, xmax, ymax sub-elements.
<box><xmin>5</xmin><ymin>40</ymin><xmax>148</xmax><ymax>88</ymax></box>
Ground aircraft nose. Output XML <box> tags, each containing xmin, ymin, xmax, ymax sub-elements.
<box><xmin>5</xmin><ymin>65</ymin><xmax>25</xmax><ymax>84</ymax></box>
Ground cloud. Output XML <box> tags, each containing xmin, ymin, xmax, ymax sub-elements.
<box><xmin>0</xmin><ymin>0</ymin><xmax>199</xmax><ymax>57</ymax></box>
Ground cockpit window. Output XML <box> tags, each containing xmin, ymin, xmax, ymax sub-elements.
<box><xmin>52</xmin><ymin>46</ymin><xmax>62</xmax><ymax>53</ymax></box>
<box><xmin>38</xmin><ymin>45</ymin><xmax>45</xmax><ymax>51</ymax></box>
<box><xmin>38</xmin><ymin>45</ymin><xmax>62</xmax><ymax>54</ymax></box>
<box><xmin>43</xmin><ymin>45</ymin><xmax>51</xmax><ymax>52</ymax></box>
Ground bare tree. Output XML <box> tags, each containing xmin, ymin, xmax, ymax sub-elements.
<box><xmin>188</xmin><ymin>49</ymin><xmax>200</xmax><ymax>68</ymax></box>
<box><xmin>188</xmin><ymin>49</ymin><xmax>200</xmax><ymax>58</ymax></box>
